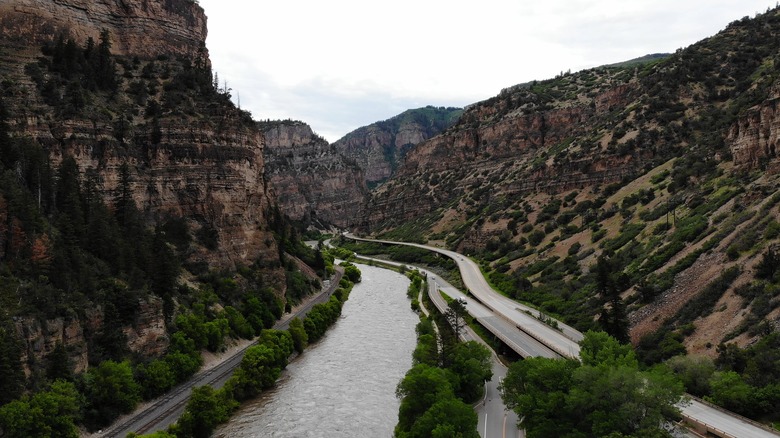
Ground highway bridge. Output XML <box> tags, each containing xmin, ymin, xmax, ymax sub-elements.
<box><xmin>343</xmin><ymin>233</ymin><xmax>780</xmax><ymax>438</ymax></box>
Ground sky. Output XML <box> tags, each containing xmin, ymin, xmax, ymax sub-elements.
<box><xmin>197</xmin><ymin>1</ymin><xmax>777</xmax><ymax>143</ymax></box>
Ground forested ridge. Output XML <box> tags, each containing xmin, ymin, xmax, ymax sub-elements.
<box><xmin>0</xmin><ymin>29</ymin><xmax>335</xmax><ymax>436</ymax></box>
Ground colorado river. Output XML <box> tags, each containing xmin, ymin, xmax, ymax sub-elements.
<box><xmin>213</xmin><ymin>264</ymin><xmax>418</xmax><ymax>437</ymax></box>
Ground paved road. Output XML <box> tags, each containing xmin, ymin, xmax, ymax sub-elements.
<box><xmin>679</xmin><ymin>398</ymin><xmax>780</xmax><ymax>438</ymax></box>
<box><xmin>426</xmin><ymin>274</ymin><xmax>522</xmax><ymax>438</ymax></box>
<box><xmin>344</xmin><ymin>234</ymin><xmax>581</xmax><ymax>358</ymax></box>
<box><xmin>429</xmin><ymin>276</ymin><xmax>559</xmax><ymax>359</ymax></box>
<box><xmin>100</xmin><ymin>268</ymin><xmax>344</xmax><ymax>437</ymax></box>
<box><xmin>344</xmin><ymin>234</ymin><xmax>780</xmax><ymax>438</ymax></box>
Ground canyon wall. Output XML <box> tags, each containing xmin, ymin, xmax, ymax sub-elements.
<box><xmin>0</xmin><ymin>0</ymin><xmax>283</xmax><ymax>371</ymax></box>
<box><xmin>333</xmin><ymin>106</ymin><xmax>462</xmax><ymax>187</ymax></box>
<box><xmin>262</xmin><ymin>120</ymin><xmax>367</xmax><ymax>229</ymax></box>
<box><xmin>0</xmin><ymin>0</ymin><xmax>207</xmax><ymax>59</ymax></box>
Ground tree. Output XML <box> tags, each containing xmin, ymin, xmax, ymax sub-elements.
<box><xmin>83</xmin><ymin>360</ymin><xmax>141</xmax><ymax>427</ymax></box>
<box><xmin>707</xmin><ymin>371</ymin><xmax>754</xmax><ymax>416</ymax></box>
<box><xmin>444</xmin><ymin>299</ymin><xmax>468</xmax><ymax>341</ymax></box>
<box><xmin>395</xmin><ymin>364</ymin><xmax>456</xmax><ymax>434</ymax></box>
<box><xmin>500</xmin><ymin>356</ymin><xmax>580</xmax><ymax>436</ymax></box>
<box><xmin>136</xmin><ymin>359</ymin><xmax>175</xmax><ymax>399</ymax></box>
<box><xmin>406</xmin><ymin>398</ymin><xmax>479</xmax><ymax>438</ymax></box>
<box><xmin>447</xmin><ymin>341</ymin><xmax>493</xmax><ymax>402</ymax></box>
<box><xmin>666</xmin><ymin>355</ymin><xmax>715</xmax><ymax>396</ymax></box>
<box><xmin>341</xmin><ymin>262</ymin><xmax>361</xmax><ymax>283</ymax></box>
<box><xmin>755</xmin><ymin>247</ymin><xmax>778</xmax><ymax>279</ymax></box>
<box><xmin>288</xmin><ymin>317</ymin><xmax>308</xmax><ymax>354</ymax></box>
<box><xmin>46</xmin><ymin>341</ymin><xmax>73</xmax><ymax>382</ymax></box>
<box><xmin>0</xmin><ymin>379</ymin><xmax>81</xmax><ymax>438</ymax></box>
<box><xmin>177</xmin><ymin>386</ymin><xmax>233</xmax><ymax>438</ymax></box>
<box><xmin>412</xmin><ymin>333</ymin><xmax>439</xmax><ymax>367</ymax></box>
<box><xmin>594</xmin><ymin>256</ymin><xmax>629</xmax><ymax>343</ymax></box>
<box><xmin>500</xmin><ymin>331</ymin><xmax>684</xmax><ymax>437</ymax></box>
<box><xmin>0</xmin><ymin>319</ymin><xmax>24</xmax><ymax>404</ymax></box>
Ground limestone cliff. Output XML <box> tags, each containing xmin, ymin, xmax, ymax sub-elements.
<box><xmin>0</xmin><ymin>0</ymin><xmax>284</xmax><ymax>373</ymax></box>
<box><xmin>262</xmin><ymin>120</ymin><xmax>367</xmax><ymax>228</ymax></box>
<box><xmin>0</xmin><ymin>0</ymin><xmax>206</xmax><ymax>59</ymax></box>
<box><xmin>333</xmin><ymin>106</ymin><xmax>462</xmax><ymax>188</ymax></box>
<box><xmin>728</xmin><ymin>89</ymin><xmax>780</xmax><ymax>170</ymax></box>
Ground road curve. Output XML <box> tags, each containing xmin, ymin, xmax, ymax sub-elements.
<box><xmin>343</xmin><ymin>234</ymin><xmax>780</xmax><ymax>438</ymax></box>
<box><xmin>344</xmin><ymin>233</ymin><xmax>581</xmax><ymax>358</ymax></box>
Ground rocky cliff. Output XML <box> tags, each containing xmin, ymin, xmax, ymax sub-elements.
<box><xmin>333</xmin><ymin>106</ymin><xmax>462</xmax><ymax>188</ymax></box>
<box><xmin>262</xmin><ymin>120</ymin><xmax>367</xmax><ymax>229</ymax></box>
<box><xmin>728</xmin><ymin>90</ymin><xmax>780</xmax><ymax>170</ymax></box>
<box><xmin>0</xmin><ymin>0</ymin><xmax>207</xmax><ymax>60</ymax></box>
<box><xmin>0</xmin><ymin>0</ymin><xmax>284</xmax><ymax>375</ymax></box>
<box><xmin>0</xmin><ymin>0</ymin><xmax>279</xmax><ymax>271</ymax></box>
<box><xmin>361</xmin><ymin>80</ymin><xmax>645</xmax><ymax>230</ymax></box>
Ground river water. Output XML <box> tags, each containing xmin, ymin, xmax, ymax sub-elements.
<box><xmin>214</xmin><ymin>264</ymin><xmax>417</xmax><ymax>438</ymax></box>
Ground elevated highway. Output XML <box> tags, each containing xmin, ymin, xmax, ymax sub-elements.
<box><xmin>343</xmin><ymin>234</ymin><xmax>780</xmax><ymax>438</ymax></box>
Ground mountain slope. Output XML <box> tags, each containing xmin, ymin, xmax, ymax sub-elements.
<box><xmin>333</xmin><ymin>105</ymin><xmax>463</xmax><ymax>188</ymax></box>
<box><xmin>364</xmin><ymin>9</ymin><xmax>780</xmax><ymax>361</ymax></box>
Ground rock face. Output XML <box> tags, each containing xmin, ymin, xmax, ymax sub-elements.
<box><xmin>333</xmin><ymin>106</ymin><xmax>462</xmax><ymax>188</ymax></box>
<box><xmin>0</xmin><ymin>0</ymin><xmax>283</xmax><ymax>371</ymax></box>
<box><xmin>262</xmin><ymin>120</ymin><xmax>367</xmax><ymax>228</ymax></box>
<box><xmin>0</xmin><ymin>0</ymin><xmax>207</xmax><ymax>60</ymax></box>
<box><xmin>39</xmin><ymin>116</ymin><xmax>280</xmax><ymax>270</ymax></box>
<box><xmin>361</xmin><ymin>82</ymin><xmax>644</xmax><ymax>230</ymax></box>
<box><xmin>728</xmin><ymin>92</ymin><xmax>780</xmax><ymax>169</ymax></box>
<box><xmin>0</xmin><ymin>0</ymin><xmax>279</xmax><ymax>271</ymax></box>
<box><xmin>14</xmin><ymin>296</ymin><xmax>167</xmax><ymax>376</ymax></box>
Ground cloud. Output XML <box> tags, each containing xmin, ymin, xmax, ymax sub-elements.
<box><xmin>199</xmin><ymin>0</ymin><xmax>777</xmax><ymax>142</ymax></box>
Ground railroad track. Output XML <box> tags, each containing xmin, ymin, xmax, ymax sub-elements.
<box><xmin>101</xmin><ymin>267</ymin><xmax>344</xmax><ymax>437</ymax></box>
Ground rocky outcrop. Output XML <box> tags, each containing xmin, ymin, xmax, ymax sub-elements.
<box><xmin>262</xmin><ymin>120</ymin><xmax>367</xmax><ymax>228</ymax></box>
<box><xmin>728</xmin><ymin>93</ymin><xmax>780</xmax><ymax>169</ymax></box>
<box><xmin>0</xmin><ymin>0</ymin><xmax>280</xmax><ymax>271</ymax></box>
<box><xmin>361</xmin><ymin>83</ymin><xmax>642</xmax><ymax>230</ymax></box>
<box><xmin>0</xmin><ymin>0</ymin><xmax>206</xmax><ymax>60</ymax></box>
<box><xmin>15</xmin><ymin>311</ymin><xmax>89</xmax><ymax>375</ymax></box>
<box><xmin>333</xmin><ymin>106</ymin><xmax>462</xmax><ymax>187</ymax></box>
<box><xmin>14</xmin><ymin>295</ymin><xmax>167</xmax><ymax>375</ymax></box>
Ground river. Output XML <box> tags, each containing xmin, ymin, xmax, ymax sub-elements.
<box><xmin>213</xmin><ymin>264</ymin><xmax>418</xmax><ymax>438</ymax></box>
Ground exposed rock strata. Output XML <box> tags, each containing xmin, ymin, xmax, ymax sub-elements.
<box><xmin>0</xmin><ymin>0</ymin><xmax>207</xmax><ymax>59</ymax></box>
<box><xmin>361</xmin><ymin>84</ymin><xmax>644</xmax><ymax>230</ymax></box>
<box><xmin>728</xmin><ymin>93</ymin><xmax>780</xmax><ymax>169</ymax></box>
<box><xmin>262</xmin><ymin>120</ymin><xmax>367</xmax><ymax>228</ymax></box>
<box><xmin>333</xmin><ymin>106</ymin><xmax>462</xmax><ymax>187</ymax></box>
<box><xmin>14</xmin><ymin>296</ymin><xmax>167</xmax><ymax>376</ymax></box>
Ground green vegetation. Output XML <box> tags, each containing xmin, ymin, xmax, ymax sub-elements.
<box><xmin>500</xmin><ymin>331</ymin><xmax>684</xmax><ymax>437</ymax></box>
<box><xmin>395</xmin><ymin>296</ymin><xmax>492</xmax><ymax>438</ymax></box>
<box><xmin>150</xmin><ymin>274</ymin><xmax>358</xmax><ymax>438</ymax></box>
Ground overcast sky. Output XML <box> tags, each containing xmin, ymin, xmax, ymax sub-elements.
<box><xmin>197</xmin><ymin>1</ymin><xmax>777</xmax><ymax>142</ymax></box>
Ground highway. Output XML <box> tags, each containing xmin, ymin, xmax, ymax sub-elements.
<box><xmin>344</xmin><ymin>233</ymin><xmax>581</xmax><ymax>358</ymax></box>
<box><xmin>344</xmin><ymin>233</ymin><xmax>780</xmax><ymax>438</ymax></box>
<box><xmin>99</xmin><ymin>268</ymin><xmax>344</xmax><ymax>437</ymax></box>
<box><xmin>426</xmin><ymin>274</ymin><xmax>523</xmax><ymax>438</ymax></box>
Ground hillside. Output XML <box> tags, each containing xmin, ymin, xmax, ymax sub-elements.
<box><xmin>333</xmin><ymin>106</ymin><xmax>463</xmax><ymax>188</ymax></box>
<box><xmin>0</xmin><ymin>0</ymin><xmax>328</xmax><ymax>432</ymax></box>
<box><xmin>360</xmin><ymin>8</ymin><xmax>780</xmax><ymax>423</ymax></box>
